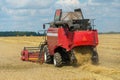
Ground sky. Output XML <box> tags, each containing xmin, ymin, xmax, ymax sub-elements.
<box><xmin>0</xmin><ymin>0</ymin><xmax>120</xmax><ymax>32</ymax></box>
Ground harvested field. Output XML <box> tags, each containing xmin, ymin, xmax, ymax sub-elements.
<box><xmin>0</xmin><ymin>34</ymin><xmax>120</xmax><ymax>80</ymax></box>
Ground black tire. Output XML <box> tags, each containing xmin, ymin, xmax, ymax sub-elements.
<box><xmin>91</xmin><ymin>48</ymin><xmax>99</xmax><ymax>64</ymax></box>
<box><xmin>43</xmin><ymin>45</ymin><xmax>52</xmax><ymax>64</ymax></box>
<box><xmin>53</xmin><ymin>52</ymin><xmax>62</xmax><ymax>67</ymax></box>
<box><xmin>91</xmin><ymin>51</ymin><xmax>99</xmax><ymax>64</ymax></box>
<box><xmin>70</xmin><ymin>51</ymin><xmax>77</xmax><ymax>65</ymax></box>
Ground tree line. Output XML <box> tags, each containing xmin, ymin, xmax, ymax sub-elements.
<box><xmin>99</xmin><ymin>32</ymin><xmax>120</xmax><ymax>34</ymax></box>
<box><xmin>0</xmin><ymin>31</ymin><xmax>44</xmax><ymax>37</ymax></box>
<box><xmin>0</xmin><ymin>31</ymin><xmax>119</xmax><ymax>37</ymax></box>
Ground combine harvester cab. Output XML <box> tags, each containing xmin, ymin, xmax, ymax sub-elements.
<box><xmin>21</xmin><ymin>8</ymin><xmax>99</xmax><ymax>67</ymax></box>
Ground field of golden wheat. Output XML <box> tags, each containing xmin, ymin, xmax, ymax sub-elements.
<box><xmin>0</xmin><ymin>34</ymin><xmax>120</xmax><ymax>80</ymax></box>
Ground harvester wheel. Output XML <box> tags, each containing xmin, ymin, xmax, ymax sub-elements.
<box><xmin>91</xmin><ymin>48</ymin><xmax>99</xmax><ymax>64</ymax></box>
<box><xmin>54</xmin><ymin>52</ymin><xmax>62</xmax><ymax>67</ymax></box>
<box><xmin>70</xmin><ymin>50</ymin><xmax>77</xmax><ymax>65</ymax></box>
<box><xmin>43</xmin><ymin>45</ymin><xmax>52</xmax><ymax>64</ymax></box>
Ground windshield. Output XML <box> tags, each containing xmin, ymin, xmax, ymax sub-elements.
<box><xmin>61</xmin><ymin>12</ymin><xmax>83</xmax><ymax>21</ymax></box>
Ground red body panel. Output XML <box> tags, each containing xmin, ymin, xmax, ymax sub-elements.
<box><xmin>72</xmin><ymin>30</ymin><xmax>98</xmax><ymax>47</ymax></box>
<box><xmin>47</xmin><ymin>28</ymin><xmax>58</xmax><ymax>55</ymax></box>
<box><xmin>47</xmin><ymin>27</ymin><xmax>98</xmax><ymax>55</ymax></box>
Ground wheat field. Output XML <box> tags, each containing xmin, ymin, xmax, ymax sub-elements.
<box><xmin>0</xmin><ymin>34</ymin><xmax>120</xmax><ymax>80</ymax></box>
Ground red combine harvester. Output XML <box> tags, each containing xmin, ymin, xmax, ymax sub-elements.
<box><xmin>21</xmin><ymin>8</ymin><xmax>99</xmax><ymax>67</ymax></box>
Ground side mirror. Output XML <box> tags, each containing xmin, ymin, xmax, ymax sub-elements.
<box><xmin>43</xmin><ymin>24</ymin><xmax>45</xmax><ymax>29</ymax></box>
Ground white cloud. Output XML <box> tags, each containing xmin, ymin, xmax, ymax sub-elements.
<box><xmin>55</xmin><ymin>0</ymin><xmax>80</xmax><ymax>11</ymax></box>
<box><xmin>112</xmin><ymin>2</ymin><xmax>120</xmax><ymax>7</ymax></box>
<box><xmin>92</xmin><ymin>0</ymin><xmax>115</xmax><ymax>3</ymax></box>
<box><xmin>2</xmin><ymin>7</ymin><xmax>28</xmax><ymax>16</ymax></box>
<box><xmin>56</xmin><ymin>0</ymin><xmax>80</xmax><ymax>5</ymax></box>
<box><xmin>1</xmin><ymin>7</ymin><xmax>53</xmax><ymax>17</ymax></box>
<box><xmin>86</xmin><ymin>0</ymin><xmax>102</xmax><ymax>6</ymax></box>
<box><xmin>6</xmin><ymin>0</ymin><xmax>28</xmax><ymax>8</ymax></box>
<box><xmin>5</xmin><ymin>0</ymin><xmax>55</xmax><ymax>9</ymax></box>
